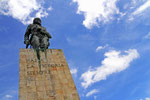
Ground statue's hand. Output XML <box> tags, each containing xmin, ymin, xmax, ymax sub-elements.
<box><xmin>24</xmin><ymin>40</ymin><xmax>30</xmax><ymax>44</ymax></box>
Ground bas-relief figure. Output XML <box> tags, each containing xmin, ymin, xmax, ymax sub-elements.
<box><xmin>24</xmin><ymin>18</ymin><xmax>52</xmax><ymax>50</ymax></box>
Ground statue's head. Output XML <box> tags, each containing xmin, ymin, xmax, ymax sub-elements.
<box><xmin>33</xmin><ymin>18</ymin><xmax>41</xmax><ymax>25</ymax></box>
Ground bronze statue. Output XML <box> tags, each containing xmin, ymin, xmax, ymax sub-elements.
<box><xmin>24</xmin><ymin>18</ymin><xmax>52</xmax><ymax>50</ymax></box>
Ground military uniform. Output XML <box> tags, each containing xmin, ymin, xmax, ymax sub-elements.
<box><xmin>24</xmin><ymin>18</ymin><xmax>52</xmax><ymax>49</ymax></box>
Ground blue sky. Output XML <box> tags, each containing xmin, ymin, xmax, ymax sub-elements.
<box><xmin>0</xmin><ymin>0</ymin><xmax>150</xmax><ymax>100</ymax></box>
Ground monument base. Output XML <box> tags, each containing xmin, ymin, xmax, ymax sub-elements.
<box><xmin>19</xmin><ymin>49</ymin><xmax>80</xmax><ymax>100</ymax></box>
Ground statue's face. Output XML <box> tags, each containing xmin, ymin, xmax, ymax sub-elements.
<box><xmin>33</xmin><ymin>18</ymin><xmax>41</xmax><ymax>25</ymax></box>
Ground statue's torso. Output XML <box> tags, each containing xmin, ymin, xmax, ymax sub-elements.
<box><xmin>30</xmin><ymin>24</ymin><xmax>45</xmax><ymax>38</ymax></box>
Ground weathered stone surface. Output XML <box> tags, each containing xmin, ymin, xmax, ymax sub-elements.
<box><xmin>19</xmin><ymin>49</ymin><xmax>80</xmax><ymax>100</ymax></box>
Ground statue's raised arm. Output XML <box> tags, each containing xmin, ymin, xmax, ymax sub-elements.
<box><xmin>24</xmin><ymin>18</ymin><xmax>52</xmax><ymax>50</ymax></box>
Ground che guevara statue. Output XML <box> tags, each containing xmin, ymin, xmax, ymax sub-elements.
<box><xmin>24</xmin><ymin>18</ymin><xmax>52</xmax><ymax>50</ymax></box>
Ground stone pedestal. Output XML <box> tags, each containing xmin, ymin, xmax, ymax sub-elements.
<box><xmin>19</xmin><ymin>49</ymin><xmax>80</xmax><ymax>100</ymax></box>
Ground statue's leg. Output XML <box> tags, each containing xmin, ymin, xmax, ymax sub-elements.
<box><xmin>30</xmin><ymin>35</ymin><xmax>40</xmax><ymax>49</ymax></box>
<box><xmin>40</xmin><ymin>36</ymin><xmax>49</xmax><ymax>49</ymax></box>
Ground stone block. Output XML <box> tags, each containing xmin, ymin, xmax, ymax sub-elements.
<box><xmin>19</xmin><ymin>49</ymin><xmax>80</xmax><ymax>100</ymax></box>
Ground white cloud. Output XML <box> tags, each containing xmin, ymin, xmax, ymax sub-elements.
<box><xmin>73</xmin><ymin>0</ymin><xmax>120</xmax><ymax>29</ymax></box>
<box><xmin>128</xmin><ymin>16</ymin><xmax>134</xmax><ymax>21</ymax></box>
<box><xmin>133</xmin><ymin>1</ymin><xmax>150</xmax><ymax>15</ymax></box>
<box><xmin>35</xmin><ymin>8</ymin><xmax>48</xmax><ymax>18</ymax></box>
<box><xmin>0</xmin><ymin>0</ymin><xmax>50</xmax><ymax>24</ymax></box>
<box><xmin>130</xmin><ymin>0</ymin><xmax>137</xmax><ymax>9</ymax></box>
<box><xmin>81</xmin><ymin>49</ymin><xmax>139</xmax><ymax>88</ymax></box>
<box><xmin>5</xmin><ymin>95</ymin><xmax>13</xmax><ymax>99</ymax></box>
<box><xmin>140</xmin><ymin>97</ymin><xmax>150</xmax><ymax>100</ymax></box>
<box><xmin>146</xmin><ymin>97</ymin><xmax>150</xmax><ymax>100</ymax></box>
<box><xmin>129</xmin><ymin>0</ymin><xmax>150</xmax><ymax>21</ymax></box>
<box><xmin>68</xmin><ymin>60</ymin><xmax>78</xmax><ymax>76</ymax></box>
<box><xmin>123</xmin><ymin>0</ymin><xmax>137</xmax><ymax>10</ymax></box>
<box><xmin>96</xmin><ymin>46</ymin><xmax>104</xmax><ymax>52</ymax></box>
<box><xmin>70</xmin><ymin>68</ymin><xmax>78</xmax><ymax>75</ymax></box>
<box><xmin>86</xmin><ymin>89</ymin><xmax>99</xmax><ymax>97</ymax></box>
<box><xmin>47</xmin><ymin>6</ymin><xmax>53</xmax><ymax>11</ymax></box>
<box><xmin>144</xmin><ymin>32</ymin><xmax>150</xmax><ymax>39</ymax></box>
<box><xmin>0</xmin><ymin>90</ymin><xmax>18</xmax><ymax>100</ymax></box>
<box><xmin>96</xmin><ymin>45</ymin><xmax>108</xmax><ymax>52</ymax></box>
<box><xmin>94</xmin><ymin>96</ymin><xmax>97</xmax><ymax>100</ymax></box>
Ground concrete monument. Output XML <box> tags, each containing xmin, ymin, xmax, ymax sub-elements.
<box><xmin>19</xmin><ymin>18</ymin><xmax>80</xmax><ymax>100</ymax></box>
